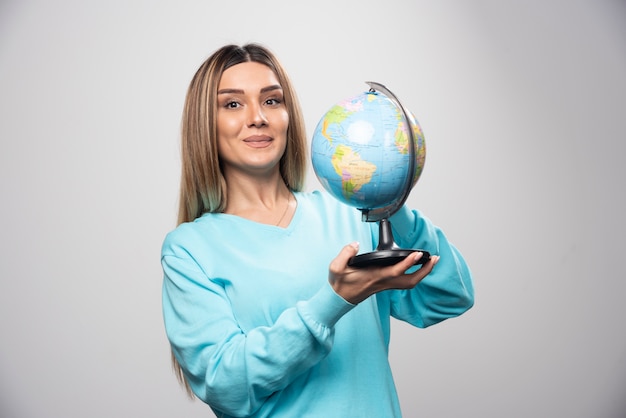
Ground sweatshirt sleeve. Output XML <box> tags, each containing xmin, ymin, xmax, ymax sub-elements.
<box><xmin>382</xmin><ymin>205</ymin><xmax>475</xmax><ymax>327</ymax></box>
<box><xmin>161</xmin><ymin>247</ymin><xmax>355</xmax><ymax>416</ymax></box>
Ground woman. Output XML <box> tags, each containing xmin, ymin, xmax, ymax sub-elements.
<box><xmin>161</xmin><ymin>43</ymin><xmax>474</xmax><ymax>418</ymax></box>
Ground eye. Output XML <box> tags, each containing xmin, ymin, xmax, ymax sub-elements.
<box><xmin>265</xmin><ymin>97</ymin><xmax>282</xmax><ymax>106</ymax></box>
<box><xmin>224</xmin><ymin>100</ymin><xmax>241</xmax><ymax>109</ymax></box>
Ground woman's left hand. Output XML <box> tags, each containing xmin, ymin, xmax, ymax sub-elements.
<box><xmin>328</xmin><ymin>242</ymin><xmax>440</xmax><ymax>304</ymax></box>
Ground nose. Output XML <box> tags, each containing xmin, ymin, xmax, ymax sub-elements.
<box><xmin>247</xmin><ymin>102</ymin><xmax>268</xmax><ymax>127</ymax></box>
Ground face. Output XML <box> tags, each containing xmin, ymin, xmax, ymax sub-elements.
<box><xmin>216</xmin><ymin>61</ymin><xmax>289</xmax><ymax>179</ymax></box>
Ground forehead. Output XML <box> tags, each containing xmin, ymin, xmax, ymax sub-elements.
<box><xmin>218</xmin><ymin>61</ymin><xmax>281</xmax><ymax>90</ymax></box>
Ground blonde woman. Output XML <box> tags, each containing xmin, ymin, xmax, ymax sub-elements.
<box><xmin>161</xmin><ymin>43</ymin><xmax>474</xmax><ymax>418</ymax></box>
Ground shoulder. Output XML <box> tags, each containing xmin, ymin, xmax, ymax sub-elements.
<box><xmin>161</xmin><ymin>214</ymin><xmax>220</xmax><ymax>257</ymax></box>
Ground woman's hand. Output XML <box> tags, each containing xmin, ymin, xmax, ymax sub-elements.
<box><xmin>328</xmin><ymin>242</ymin><xmax>440</xmax><ymax>304</ymax></box>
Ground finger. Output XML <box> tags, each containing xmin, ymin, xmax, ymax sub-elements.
<box><xmin>389</xmin><ymin>255</ymin><xmax>438</xmax><ymax>287</ymax></box>
<box><xmin>329</xmin><ymin>242</ymin><xmax>360</xmax><ymax>272</ymax></box>
<box><xmin>385</xmin><ymin>251</ymin><xmax>425</xmax><ymax>276</ymax></box>
<box><xmin>424</xmin><ymin>255</ymin><xmax>440</xmax><ymax>269</ymax></box>
<box><xmin>412</xmin><ymin>255</ymin><xmax>440</xmax><ymax>278</ymax></box>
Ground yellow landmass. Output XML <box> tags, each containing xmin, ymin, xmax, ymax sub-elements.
<box><xmin>331</xmin><ymin>145</ymin><xmax>377</xmax><ymax>198</ymax></box>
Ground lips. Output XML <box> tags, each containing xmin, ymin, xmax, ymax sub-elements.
<box><xmin>243</xmin><ymin>135</ymin><xmax>273</xmax><ymax>148</ymax></box>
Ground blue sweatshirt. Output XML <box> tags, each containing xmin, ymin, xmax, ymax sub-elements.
<box><xmin>162</xmin><ymin>190</ymin><xmax>474</xmax><ymax>417</ymax></box>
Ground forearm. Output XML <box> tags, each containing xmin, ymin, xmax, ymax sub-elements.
<box><xmin>163</xmin><ymin>259</ymin><xmax>354</xmax><ymax>415</ymax></box>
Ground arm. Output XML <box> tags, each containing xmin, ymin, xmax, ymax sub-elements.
<box><xmin>386</xmin><ymin>205</ymin><xmax>475</xmax><ymax>327</ymax></box>
<box><xmin>162</xmin><ymin>251</ymin><xmax>354</xmax><ymax>416</ymax></box>
<box><xmin>327</xmin><ymin>205</ymin><xmax>473</xmax><ymax>326</ymax></box>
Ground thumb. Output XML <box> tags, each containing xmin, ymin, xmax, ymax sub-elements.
<box><xmin>330</xmin><ymin>242</ymin><xmax>360</xmax><ymax>270</ymax></box>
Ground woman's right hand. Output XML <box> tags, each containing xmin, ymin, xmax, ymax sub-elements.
<box><xmin>328</xmin><ymin>242</ymin><xmax>440</xmax><ymax>304</ymax></box>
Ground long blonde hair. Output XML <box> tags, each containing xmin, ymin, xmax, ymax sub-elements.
<box><xmin>172</xmin><ymin>43</ymin><xmax>308</xmax><ymax>397</ymax></box>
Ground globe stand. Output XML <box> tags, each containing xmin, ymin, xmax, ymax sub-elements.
<box><xmin>348</xmin><ymin>218</ymin><xmax>430</xmax><ymax>268</ymax></box>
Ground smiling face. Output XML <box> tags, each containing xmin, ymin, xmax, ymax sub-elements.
<box><xmin>216</xmin><ymin>61</ymin><xmax>289</xmax><ymax>180</ymax></box>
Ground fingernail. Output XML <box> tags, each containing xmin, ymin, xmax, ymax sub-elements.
<box><xmin>350</xmin><ymin>241</ymin><xmax>360</xmax><ymax>250</ymax></box>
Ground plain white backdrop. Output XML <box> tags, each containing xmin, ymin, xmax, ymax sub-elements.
<box><xmin>1</xmin><ymin>1</ymin><xmax>625</xmax><ymax>417</ymax></box>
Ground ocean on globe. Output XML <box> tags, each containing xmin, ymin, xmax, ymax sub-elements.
<box><xmin>311</xmin><ymin>90</ymin><xmax>426</xmax><ymax>211</ymax></box>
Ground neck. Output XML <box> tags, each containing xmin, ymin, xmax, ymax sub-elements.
<box><xmin>228</xmin><ymin>184</ymin><xmax>291</xmax><ymax>211</ymax></box>
<box><xmin>223</xmin><ymin>170</ymin><xmax>294</xmax><ymax>223</ymax></box>
<box><xmin>225</xmin><ymin>184</ymin><xmax>295</xmax><ymax>227</ymax></box>
<box><xmin>226</xmin><ymin>171</ymin><xmax>288</xmax><ymax>206</ymax></box>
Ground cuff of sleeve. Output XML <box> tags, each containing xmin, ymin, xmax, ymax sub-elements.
<box><xmin>298</xmin><ymin>281</ymin><xmax>356</xmax><ymax>328</ymax></box>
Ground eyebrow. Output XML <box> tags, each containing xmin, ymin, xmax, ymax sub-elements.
<box><xmin>217</xmin><ymin>84</ymin><xmax>283</xmax><ymax>95</ymax></box>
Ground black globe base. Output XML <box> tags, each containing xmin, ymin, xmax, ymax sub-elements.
<box><xmin>348</xmin><ymin>218</ymin><xmax>431</xmax><ymax>268</ymax></box>
<box><xmin>348</xmin><ymin>248</ymin><xmax>430</xmax><ymax>268</ymax></box>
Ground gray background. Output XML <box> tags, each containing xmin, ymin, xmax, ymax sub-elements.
<box><xmin>1</xmin><ymin>1</ymin><xmax>625</xmax><ymax>417</ymax></box>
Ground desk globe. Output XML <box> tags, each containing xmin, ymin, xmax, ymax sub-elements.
<box><xmin>311</xmin><ymin>82</ymin><xmax>430</xmax><ymax>267</ymax></box>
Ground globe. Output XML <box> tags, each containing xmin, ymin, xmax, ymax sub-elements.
<box><xmin>311</xmin><ymin>82</ymin><xmax>429</xmax><ymax>267</ymax></box>
<box><xmin>311</xmin><ymin>84</ymin><xmax>426</xmax><ymax>217</ymax></box>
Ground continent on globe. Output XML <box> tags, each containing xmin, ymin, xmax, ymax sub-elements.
<box><xmin>393</xmin><ymin>122</ymin><xmax>410</xmax><ymax>155</ymax></box>
<box><xmin>320</xmin><ymin>104</ymin><xmax>360</xmax><ymax>143</ymax></box>
<box><xmin>331</xmin><ymin>144</ymin><xmax>377</xmax><ymax>199</ymax></box>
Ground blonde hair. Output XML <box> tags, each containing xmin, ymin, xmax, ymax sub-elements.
<box><xmin>172</xmin><ymin>43</ymin><xmax>308</xmax><ymax>397</ymax></box>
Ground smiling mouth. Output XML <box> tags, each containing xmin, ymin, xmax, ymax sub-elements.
<box><xmin>243</xmin><ymin>136</ymin><xmax>273</xmax><ymax>148</ymax></box>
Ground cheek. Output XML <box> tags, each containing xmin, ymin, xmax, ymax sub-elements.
<box><xmin>217</xmin><ymin>113</ymin><xmax>240</xmax><ymax>138</ymax></box>
<box><xmin>216</xmin><ymin>116</ymin><xmax>240</xmax><ymax>158</ymax></box>
<box><xmin>275</xmin><ymin>109</ymin><xmax>290</xmax><ymax>133</ymax></box>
